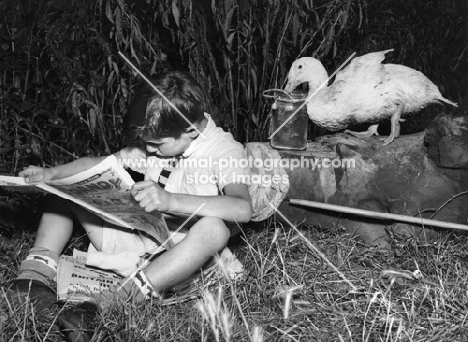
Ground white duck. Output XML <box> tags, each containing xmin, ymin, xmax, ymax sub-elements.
<box><xmin>284</xmin><ymin>49</ymin><xmax>458</xmax><ymax>145</ymax></box>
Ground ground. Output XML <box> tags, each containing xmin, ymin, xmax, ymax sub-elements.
<box><xmin>1</xmin><ymin>191</ymin><xmax>468</xmax><ymax>341</ymax></box>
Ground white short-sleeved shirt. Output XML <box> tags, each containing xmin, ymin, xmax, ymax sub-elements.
<box><xmin>94</xmin><ymin>114</ymin><xmax>248</xmax><ymax>278</ymax></box>
<box><xmin>120</xmin><ymin>113</ymin><xmax>250</xmax><ymax>196</ymax></box>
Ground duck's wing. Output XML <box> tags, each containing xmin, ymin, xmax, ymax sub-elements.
<box><xmin>312</xmin><ymin>57</ymin><xmax>396</xmax><ymax>126</ymax></box>
<box><xmin>335</xmin><ymin>49</ymin><xmax>394</xmax><ymax>83</ymax></box>
<box><xmin>307</xmin><ymin>50</ymin><xmax>401</xmax><ymax>130</ymax></box>
<box><xmin>331</xmin><ymin>50</ymin><xmax>392</xmax><ymax>99</ymax></box>
<box><xmin>352</xmin><ymin>49</ymin><xmax>394</xmax><ymax>67</ymax></box>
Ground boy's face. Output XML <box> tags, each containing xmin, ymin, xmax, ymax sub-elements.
<box><xmin>144</xmin><ymin>117</ymin><xmax>206</xmax><ymax>158</ymax></box>
<box><xmin>145</xmin><ymin>131</ymin><xmax>195</xmax><ymax>158</ymax></box>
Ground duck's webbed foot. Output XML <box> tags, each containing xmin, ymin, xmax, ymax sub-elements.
<box><xmin>345</xmin><ymin>124</ymin><xmax>379</xmax><ymax>138</ymax></box>
<box><xmin>380</xmin><ymin>134</ymin><xmax>395</xmax><ymax>146</ymax></box>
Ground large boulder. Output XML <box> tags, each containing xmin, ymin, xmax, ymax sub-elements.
<box><xmin>252</xmin><ymin>113</ymin><xmax>468</xmax><ymax>248</ymax></box>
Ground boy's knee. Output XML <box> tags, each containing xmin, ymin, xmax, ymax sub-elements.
<box><xmin>190</xmin><ymin>217</ymin><xmax>230</xmax><ymax>249</ymax></box>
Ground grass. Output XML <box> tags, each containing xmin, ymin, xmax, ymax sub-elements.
<box><xmin>1</xmin><ymin>198</ymin><xmax>468</xmax><ymax>341</ymax></box>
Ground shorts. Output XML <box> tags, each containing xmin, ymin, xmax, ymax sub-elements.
<box><xmin>98</xmin><ymin>217</ymin><xmax>189</xmax><ymax>255</ymax></box>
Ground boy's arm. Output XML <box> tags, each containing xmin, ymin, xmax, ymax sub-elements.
<box><xmin>113</xmin><ymin>147</ymin><xmax>146</xmax><ymax>171</ymax></box>
<box><xmin>19</xmin><ymin>156</ymin><xmax>110</xmax><ymax>183</ymax></box>
<box><xmin>132</xmin><ymin>181</ymin><xmax>253</xmax><ymax>223</ymax></box>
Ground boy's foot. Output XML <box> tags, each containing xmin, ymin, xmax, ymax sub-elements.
<box><xmin>58</xmin><ymin>301</ymin><xmax>100</xmax><ymax>342</ymax></box>
<box><xmin>1</xmin><ymin>278</ymin><xmax>57</xmax><ymax>311</ymax></box>
<box><xmin>89</xmin><ymin>282</ymin><xmax>148</xmax><ymax>310</ymax></box>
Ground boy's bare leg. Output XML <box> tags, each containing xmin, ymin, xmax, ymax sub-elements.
<box><xmin>33</xmin><ymin>200</ymin><xmax>104</xmax><ymax>253</ymax></box>
<box><xmin>16</xmin><ymin>195</ymin><xmax>74</xmax><ymax>285</ymax></box>
<box><xmin>69</xmin><ymin>205</ymin><xmax>104</xmax><ymax>251</ymax></box>
<box><xmin>16</xmin><ymin>196</ymin><xmax>104</xmax><ymax>286</ymax></box>
<box><xmin>33</xmin><ymin>204</ymin><xmax>74</xmax><ymax>254</ymax></box>
<box><xmin>144</xmin><ymin>217</ymin><xmax>230</xmax><ymax>292</ymax></box>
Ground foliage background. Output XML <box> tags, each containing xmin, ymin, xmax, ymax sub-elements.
<box><xmin>0</xmin><ymin>0</ymin><xmax>466</xmax><ymax>174</ymax></box>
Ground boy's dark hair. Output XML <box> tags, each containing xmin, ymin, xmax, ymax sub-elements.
<box><xmin>124</xmin><ymin>71</ymin><xmax>206</xmax><ymax>144</ymax></box>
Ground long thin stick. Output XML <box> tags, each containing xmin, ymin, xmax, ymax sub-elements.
<box><xmin>288</xmin><ymin>199</ymin><xmax>468</xmax><ymax>231</ymax></box>
<box><xmin>429</xmin><ymin>190</ymin><xmax>468</xmax><ymax>219</ymax></box>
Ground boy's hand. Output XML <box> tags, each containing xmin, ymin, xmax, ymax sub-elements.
<box><xmin>131</xmin><ymin>180</ymin><xmax>173</xmax><ymax>213</ymax></box>
<box><xmin>18</xmin><ymin>166</ymin><xmax>57</xmax><ymax>183</ymax></box>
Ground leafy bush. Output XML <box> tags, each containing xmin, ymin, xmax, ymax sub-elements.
<box><xmin>0</xmin><ymin>0</ymin><xmax>466</xmax><ymax>173</ymax></box>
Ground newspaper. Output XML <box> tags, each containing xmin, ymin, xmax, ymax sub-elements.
<box><xmin>0</xmin><ymin>155</ymin><xmax>171</xmax><ymax>247</ymax></box>
<box><xmin>57</xmin><ymin>249</ymin><xmax>122</xmax><ymax>302</ymax></box>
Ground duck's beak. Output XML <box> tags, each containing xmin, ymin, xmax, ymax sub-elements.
<box><xmin>284</xmin><ymin>75</ymin><xmax>299</xmax><ymax>94</ymax></box>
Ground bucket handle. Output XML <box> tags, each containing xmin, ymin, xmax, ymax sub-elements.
<box><xmin>262</xmin><ymin>89</ymin><xmax>294</xmax><ymax>102</ymax></box>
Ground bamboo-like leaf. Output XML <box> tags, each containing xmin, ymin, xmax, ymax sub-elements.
<box><xmin>408</xmin><ymin>31</ymin><xmax>414</xmax><ymax>47</ymax></box>
<box><xmin>71</xmin><ymin>91</ymin><xmax>81</xmax><ymax>119</ymax></box>
<box><xmin>105</xmin><ymin>0</ymin><xmax>114</xmax><ymax>23</ymax></box>
<box><xmin>112</xmin><ymin>61</ymin><xmax>120</xmax><ymax>76</ymax></box>
<box><xmin>226</xmin><ymin>31</ymin><xmax>235</xmax><ymax>49</ymax></box>
<box><xmin>172</xmin><ymin>1</ymin><xmax>181</xmax><ymax>28</ymax></box>
<box><xmin>120</xmin><ymin>78</ymin><xmax>129</xmax><ymax>101</ymax></box>
<box><xmin>292</xmin><ymin>13</ymin><xmax>300</xmax><ymax>47</ymax></box>
<box><xmin>107</xmin><ymin>70</ymin><xmax>115</xmax><ymax>89</ymax></box>
<box><xmin>251</xmin><ymin>112</ymin><xmax>259</xmax><ymax>128</ymax></box>
<box><xmin>162</xmin><ymin>7</ymin><xmax>170</xmax><ymax>28</ymax></box>
<box><xmin>224</xmin><ymin>0</ymin><xmax>233</xmax><ymax>17</ymax></box>
<box><xmin>222</xmin><ymin>6</ymin><xmax>238</xmax><ymax>48</ymax></box>
<box><xmin>115</xmin><ymin>6</ymin><xmax>123</xmax><ymax>42</ymax></box>
<box><xmin>211</xmin><ymin>0</ymin><xmax>217</xmax><ymax>16</ymax></box>
<box><xmin>250</xmin><ymin>67</ymin><xmax>258</xmax><ymax>98</ymax></box>
<box><xmin>88</xmin><ymin>108</ymin><xmax>97</xmax><ymax>136</ymax></box>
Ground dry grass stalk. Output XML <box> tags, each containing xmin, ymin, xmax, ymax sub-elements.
<box><xmin>2</xmin><ymin>199</ymin><xmax>468</xmax><ymax>340</ymax></box>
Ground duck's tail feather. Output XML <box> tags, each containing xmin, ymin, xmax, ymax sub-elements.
<box><xmin>439</xmin><ymin>97</ymin><xmax>458</xmax><ymax>107</ymax></box>
<box><xmin>381</xmin><ymin>48</ymin><xmax>395</xmax><ymax>55</ymax></box>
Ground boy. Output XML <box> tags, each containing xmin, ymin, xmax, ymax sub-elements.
<box><xmin>4</xmin><ymin>71</ymin><xmax>252</xmax><ymax>339</ymax></box>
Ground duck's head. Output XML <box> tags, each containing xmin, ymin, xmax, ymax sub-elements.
<box><xmin>284</xmin><ymin>57</ymin><xmax>329</xmax><ymax>94</ymax></box>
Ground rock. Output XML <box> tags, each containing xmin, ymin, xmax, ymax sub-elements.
<box><xmin>252</xmin><ymin>113</ymin><xmax>468</xmax><ymax>247</ymax></box>
<box><xmin>337</xmin><ymin>199</ymin><xmax>392</xmax><ymax>248</ymax></box>
<box><xmin>426</xmin><ymin>113</ymin><xmax>468</xmax><ymax>169</ymax></box>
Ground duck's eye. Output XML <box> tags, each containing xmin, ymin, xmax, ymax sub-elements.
<box><xmin>298</xmin><ymin>65</ymin><xmax>302</xmax><ymax>69</ymax></box>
